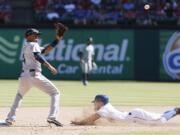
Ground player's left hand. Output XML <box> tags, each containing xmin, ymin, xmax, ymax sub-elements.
<box><xmin>55</xmin><ymin>22</ymin><xmax>68</xmax><ymax>40</ymax></box>
<box><xmin>55</xmin><ymin>34</ymin><xmax>63</xmax><ymax>41</ymax></box>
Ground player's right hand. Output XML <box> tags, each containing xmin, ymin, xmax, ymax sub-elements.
<box><xmin>50</xmin><ymin>66</ymin><xmax>58</xmax><ymax>75</ymax></box>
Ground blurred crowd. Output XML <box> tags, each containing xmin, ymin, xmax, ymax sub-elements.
<box><xmin>1</xmin><ymin>0</ymin><xmax>180</xmax><ymax>26</ymax></box>
<box><xmin>0</xmin><ymin>0</ymin><xmax>11</xmax><ymax>24</ymax></box>
<box><xmin>33</xmin><ymin>0</ymin><xmax>180</xmax><ymax>26</ymax></box>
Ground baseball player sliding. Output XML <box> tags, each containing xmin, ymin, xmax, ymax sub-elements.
<box><xmin>71</xmin><ymin>94</ymin><xmax>180</xmax><ymax>125</ymax></box>
<box><xmin>4</xmin><ymin>23</ymin><xmax>68</xmax><ymax>126</ymax></box>
<box><xmin>78</xmin><ymin>37</ymin><xmax>96</xmax><ymax>86</ymax></box>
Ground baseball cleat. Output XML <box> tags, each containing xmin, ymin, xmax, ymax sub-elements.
<box><xmin>5</xmin><ymin>119</ymin><xmax>15</xmax><ymax>126</ymax></box>
<box><xmin>47</xmin><ymin>118</ymin><xmax>63</xmax><ymax>127</ymax></box>
<box><xmin>0</xmin><ymin>120</ymin><xmax>8</xmax><ymax>126</ymax></box>
<box><xmin>175</xmin><ymin>107</ymin><xmax>180</xmax><ymax>115</ymax></box>
<box><xmin>82</xmin><ymin>80</ymin><xmax>88</xmax><ymax>86</ymax></box>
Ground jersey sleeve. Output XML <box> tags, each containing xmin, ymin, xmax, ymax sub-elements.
<box><xmin>40</xmin><ymin>46</ymin><xmax>45</xmax><ymax>52</ymax></box>
<box><xmin>97</xmin><ymin>105</ymin><xmax>109</xmax><ymax>118</ymax></box>
<box><xmin>32</xmin><ymin>43</ymin><xmax>41</xmax><ymax>53</ymax></box>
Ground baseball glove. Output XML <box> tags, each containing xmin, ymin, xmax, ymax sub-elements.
<box><xmin>55</xmin><ymin>22</ymin><xmax>68</xmax><ymax>37</ymax></box>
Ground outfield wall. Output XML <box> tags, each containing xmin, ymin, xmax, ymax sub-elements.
<box><xmin>0</xmin><ymin>28</ymin><xmax>179</xmax><ymax>81</ymax></box>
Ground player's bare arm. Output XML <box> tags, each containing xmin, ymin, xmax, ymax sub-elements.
<box><xmin>33</xmin><ymin>52</ymin><xmax>57</xmax><ymax>75</ymax></box>
<box><xmin>44</xmin><ymin>62</ymin><xmax>57</xmax><ymax>75</ymax></box>
<box><xmin>41</xmin><ymin>34</ymin><xmax>62</xmax><ymax>55</ymax></box>
<box><xmin>42</xmin><ymin>23</ymin><xmax>68</xmax><ymax>55</ymax></box>
<box><xmin>71</xmin><ymin>95</ymin><xmax>107</xmax><ymax>125</ymax></box>
<box><xmin>71</xmin><ymin>113</ymin><xmax>100</xmax><ymax>125</ymax></box>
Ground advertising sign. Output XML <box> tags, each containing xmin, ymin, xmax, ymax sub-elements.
<box><xmin>160</xmin><ymin>31</ymin><xmax>180</xmax><ymax>80</ymax></box>
<box><xmin>0</xmin><ymin>29</ymin><xmax>134</xmax><ymax>80</ymax></box>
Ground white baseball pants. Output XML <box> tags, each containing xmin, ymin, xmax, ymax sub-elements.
<box><xmin>7</xmin><ymin>71</ymin><xmax>60</xmax><ymax>121</ymax></box>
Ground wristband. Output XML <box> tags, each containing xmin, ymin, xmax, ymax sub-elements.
<box><xmin>50</xmin><ymin>39</ymin><xmax>59</xmax><ymax>47</ymax></box>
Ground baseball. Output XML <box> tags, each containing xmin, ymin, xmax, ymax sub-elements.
<box><xmin>144</xmin><ymin>4</ymin><xmax>150</xmax><ymax>10</ymax></box>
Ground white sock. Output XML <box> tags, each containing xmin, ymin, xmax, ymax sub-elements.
<box><xmin>48</xmin><ymin>93</ymin><xmax>59</xmax><ymax>119</ymax></box>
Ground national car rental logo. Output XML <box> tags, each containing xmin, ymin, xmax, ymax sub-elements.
<box><xmin>163</xmin><ymin>32</ymin><xmax>180</xmax><ymax>79</ymax></box>
<box><xmin>0</xmin><ymin>36</ymin><xmax>20</xmax><ymax>64</ymax></box>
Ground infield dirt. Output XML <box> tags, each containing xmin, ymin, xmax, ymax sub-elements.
<box><xmin>0</xmin><ymin>106</ymin><xmax>180</xmax><ymax>135</ymax></box>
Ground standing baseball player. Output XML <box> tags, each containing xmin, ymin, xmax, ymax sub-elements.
<box><xmin>4</xmin><ymin>23</ymin><xmax>68</xmax><ymax>126</ymax></box>
<box><xmin>78</xmin><ymin>37</ymin><xmax>96</xmax><ymax>86</ymax></box>
<box><xmin>71</xmin><ymin>94</ymin><xmax>180</xmax><ymax>125</ymax></box>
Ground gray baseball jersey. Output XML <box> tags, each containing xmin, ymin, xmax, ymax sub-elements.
<box><xmin>22</xmin><ymin>42</ymin><xmax>42</xmax><ymax>72</ymax></box>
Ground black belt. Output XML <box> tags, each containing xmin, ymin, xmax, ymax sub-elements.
<box><xmin>22</xmin><ymin>69</ymin><xmax>35</xmax><ymax>72</ymax></box>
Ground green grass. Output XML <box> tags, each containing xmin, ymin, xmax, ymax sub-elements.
<box><xmin>81</xmin><ymin>131</ymin><xmax>180</xmax><ymax>135</ymax></box>
<box><xmin>0</xmin><ymin>80</ymin><xmax>180</xmax><ymax>107</ymax></box>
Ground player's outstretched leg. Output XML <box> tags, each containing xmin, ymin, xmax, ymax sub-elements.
<box><xmin>33</xmin><ymin>74</ymin><xmax>63</xmax><ymax>126</ymax></box>
<box><xmin>5</xmin><ymin>76</ymin><xmax>31</xmax><ymax>126</ymax></box>
<box><xmin>81</xmin><ymin>63</ymin><xmax>89</xmax><ymax>86</ymax></box>
<box><xmin>128</xmin><ymin>108</ymin><xmax>165</xmax><ymax>124</ymax></box>
<box><xmin>47</xmin><ymin>93</ymin><xmax>63</xmax><ymax>127</ymax></box>
<box><xmin>82</xmin><ymin>73</ymin><xmax>88</xmax><ymax>86</ymax></box>
<box><xmin>6</xmin><ymin>93</ymin><xmax>23</xmax><ymax>126</ymax></box>
<box><xmin>162</xmin><ymin>107</ymin><xmax>180</xmax><ymax>121</ymax></box>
